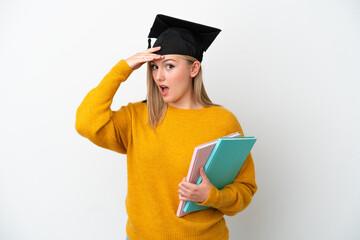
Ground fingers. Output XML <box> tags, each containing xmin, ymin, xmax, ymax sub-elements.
<box><xmin>179</xmin><ymin>178</ymin><xmax>192</xmax><ymax>191</ymax></box>
<box><xmin>144</xmin><ymin>47</ymin><xmax>164</xmax><ymax>61</ymax></box>
<box><xmin>143</xmin><ymin>46</ymin><xmax>164</xmax><ymax>61</ymax></box>
<box><xmin>144</xmin><ymin>46</ymin><xmax>161</xmax><ymax>54</ymax></box>
<box><xmin>138</xmin><ymin>46</ymin><xmax>164</xmax><ymax>63</ymax></box>
<box><xmin>143</xmin><ymin>54</ymin><xmax>164</xmax><ymax>62</ymax></box>
<box><xmin>179</xmin><ymin>183</ymin><xmax>191</xmax><ymax>191</ymax></box>
<box><xmin>125</xmin><ymin>47</ymin><xmax>164</xmax><ymax>70</ymax></box>
<box><xmin>178</xmin><ymin>187</ymin><xmax>189</xmax><ymax>200</ymax></box>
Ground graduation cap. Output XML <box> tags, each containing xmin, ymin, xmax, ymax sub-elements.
<box><xmin>147</xmin><ymin>14</ymin><xmax>221</xmax><ymax>62</ymax></box>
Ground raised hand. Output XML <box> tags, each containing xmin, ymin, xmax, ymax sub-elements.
<box><xmin>125</xmin><ymin>46</ymin><xmax>165</xmax><ymax>70</ymax></box>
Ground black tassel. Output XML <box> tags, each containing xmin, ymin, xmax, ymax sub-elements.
<box><xmin>148</xmin><ymin>38</ymin><xmax>151</xmax><ymax>49</ymax></box>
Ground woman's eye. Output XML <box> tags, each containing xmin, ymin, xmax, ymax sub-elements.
<box><xmin>166</xmin><ymin>64</ymin><xmax>174</xmax><ymax>69</ymax></box>
<box><xmin>151</xmin><ymin>65</ymin><xmax>158</xmax><ymax>70</ymax></box>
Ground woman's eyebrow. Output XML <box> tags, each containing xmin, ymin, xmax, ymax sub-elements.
<box><xmin>150</xmin><ymin>59</ymin><xmax>176</xmax><ymax>65</ymax></box>
<box><xmin>162</xmin><ymin>59</ymin><xmax>176</xmax><ymax>63</ymax></box>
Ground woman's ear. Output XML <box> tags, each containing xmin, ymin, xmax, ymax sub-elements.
<box><xmin>190</xmin><ymin>61</ymin><xmax>201</xmax><ymax>78</ymax></box>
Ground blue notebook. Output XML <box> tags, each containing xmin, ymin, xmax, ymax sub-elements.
<box><xmin>183</xmin><ymin>136</ymin><xmax>257</xmax><ymax>213</ymax></box>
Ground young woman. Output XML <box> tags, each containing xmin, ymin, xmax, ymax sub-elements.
<box><xmin>76</xmin><ymin>14</ymin><xmax>257</xmax><ymax>240</ymax></box>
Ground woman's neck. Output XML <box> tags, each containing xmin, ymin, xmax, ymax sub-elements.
<box><xmin>167</xmin><ymin>93</ymin><xmax>203</xmax><ymax>109</ymax></box>
<box><xmin>168</xmin><ymin>101</ymin><xmax>203</xmax><ymax>109</ymax></box>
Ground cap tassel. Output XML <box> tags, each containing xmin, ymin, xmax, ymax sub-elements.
<box><xmin>148</xmin><ymin>38</ymin><xmax>151</xmax><ymax>49</ymax></box>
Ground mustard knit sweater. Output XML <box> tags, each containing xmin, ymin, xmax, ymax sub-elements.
<box><xmin>75</xmin><ymin>59</ymin><xmax>257</xmax><ymax>240</ymax></box>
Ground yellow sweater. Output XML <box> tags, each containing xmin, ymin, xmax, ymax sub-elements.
<box><xmin>75</xmin><ymin>59</ymin><xmax>257</xmax><ymax>240</ymax></box>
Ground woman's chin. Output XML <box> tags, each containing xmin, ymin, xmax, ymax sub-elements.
<box><xmin>162</xmin><ymin>96</ymin><xmax>173</xmax><ymax>103</ymax></box>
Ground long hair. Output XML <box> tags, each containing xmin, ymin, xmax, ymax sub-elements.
<box><xmin>146</xmin><ymin>55</ymin><xmax>221</xmax><ymax>131</ymax></box>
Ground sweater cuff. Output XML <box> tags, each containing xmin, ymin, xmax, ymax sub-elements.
<box><xmin>110</xmin><ymin>59</ymin><xmax>133</xmax><ymax>81</ymax></box>
<box><xmin>195</xmin><ymin>184</ymin><xmax>220</xmax><ymax>207</ymax></box>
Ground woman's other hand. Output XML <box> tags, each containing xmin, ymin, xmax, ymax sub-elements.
<box><xmin>125</xmin><ymin>46</ymin><xmax>165</xmax><ymax>70</ymax></box>
<box><xmin>178</xmin><ymin>167</ymin><xmax>212</xmax><ymax>204</ymax></box>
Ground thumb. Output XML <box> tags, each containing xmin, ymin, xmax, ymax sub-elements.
<box><xmin>199</xmin><ymin>167</ymin><xmax>209</xmax><ymax>183</ymax></box>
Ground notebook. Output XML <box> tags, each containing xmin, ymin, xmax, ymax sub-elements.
<box><xmin>176</xmin><ymin>132</ymin><xmax>242</xmax><ymax>217</ymax></box>
<box><xmin>182</xmin><ymin>136</ymin><xmax>257</xmax><ymax>214</ymax></box>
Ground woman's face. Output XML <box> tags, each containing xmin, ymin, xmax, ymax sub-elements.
<box><xmin>151</xmin><ymin>55</ymin><xmax>196</xmax><ymax>107</ymax></box>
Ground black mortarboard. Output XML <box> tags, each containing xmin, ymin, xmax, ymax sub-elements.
<box><xmin>147</xmin><ymin>14</ymin><xmax>221</xmax><ymax>62</ymax></box>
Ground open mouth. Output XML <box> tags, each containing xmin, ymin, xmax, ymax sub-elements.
<box><xmin>159</xmin><ymin>85</ymin><xmax>169</xmax><ymax>95</ymax></box>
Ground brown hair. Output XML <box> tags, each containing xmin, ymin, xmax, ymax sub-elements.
<box><xmin>146</xmin><ymin>55</ymin><xmax>221</xmax><ymax>130</ymax></box>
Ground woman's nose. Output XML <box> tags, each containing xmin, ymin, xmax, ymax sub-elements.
<box><xmin>154</xmin><ymin>69</ymin><xmax>165</xmax><ymax>81</ymax></box>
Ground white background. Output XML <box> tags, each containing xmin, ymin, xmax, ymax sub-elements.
<box><xmin>0</xmin><ymin>0</ymin><xmax>359</xmax><ymax>239</ymax></box>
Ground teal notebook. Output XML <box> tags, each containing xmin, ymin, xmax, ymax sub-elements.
<box><xmin>183</xmin><ymin>136</ymin><xmax>257</xmax><ymax>213</ymax></box>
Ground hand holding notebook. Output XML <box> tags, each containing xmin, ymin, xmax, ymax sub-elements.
<box><xmin>177</xmin><ymin>132</ymin><xmax>257</xmax><ymax>217</ymax></box>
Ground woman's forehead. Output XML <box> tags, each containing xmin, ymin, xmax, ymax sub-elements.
<box><xmin>163</xmin><ymin>54</ymin><xmax>181</xmax><ymax>60</ymax></box>
<box><xmin>152</xmin><ymin>55</ymin><xmax>181</xmax><ymax>64</ymax></box>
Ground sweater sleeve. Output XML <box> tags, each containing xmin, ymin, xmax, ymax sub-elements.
<box><xmin>75</xmin><ymin>59</ymin><xmax>133</xmax><ymax>154</ymax></box>
<box><xmin>195</xmin><ymin>114</ymin><xmax>258</xmax><ymax>216</ymax></box>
